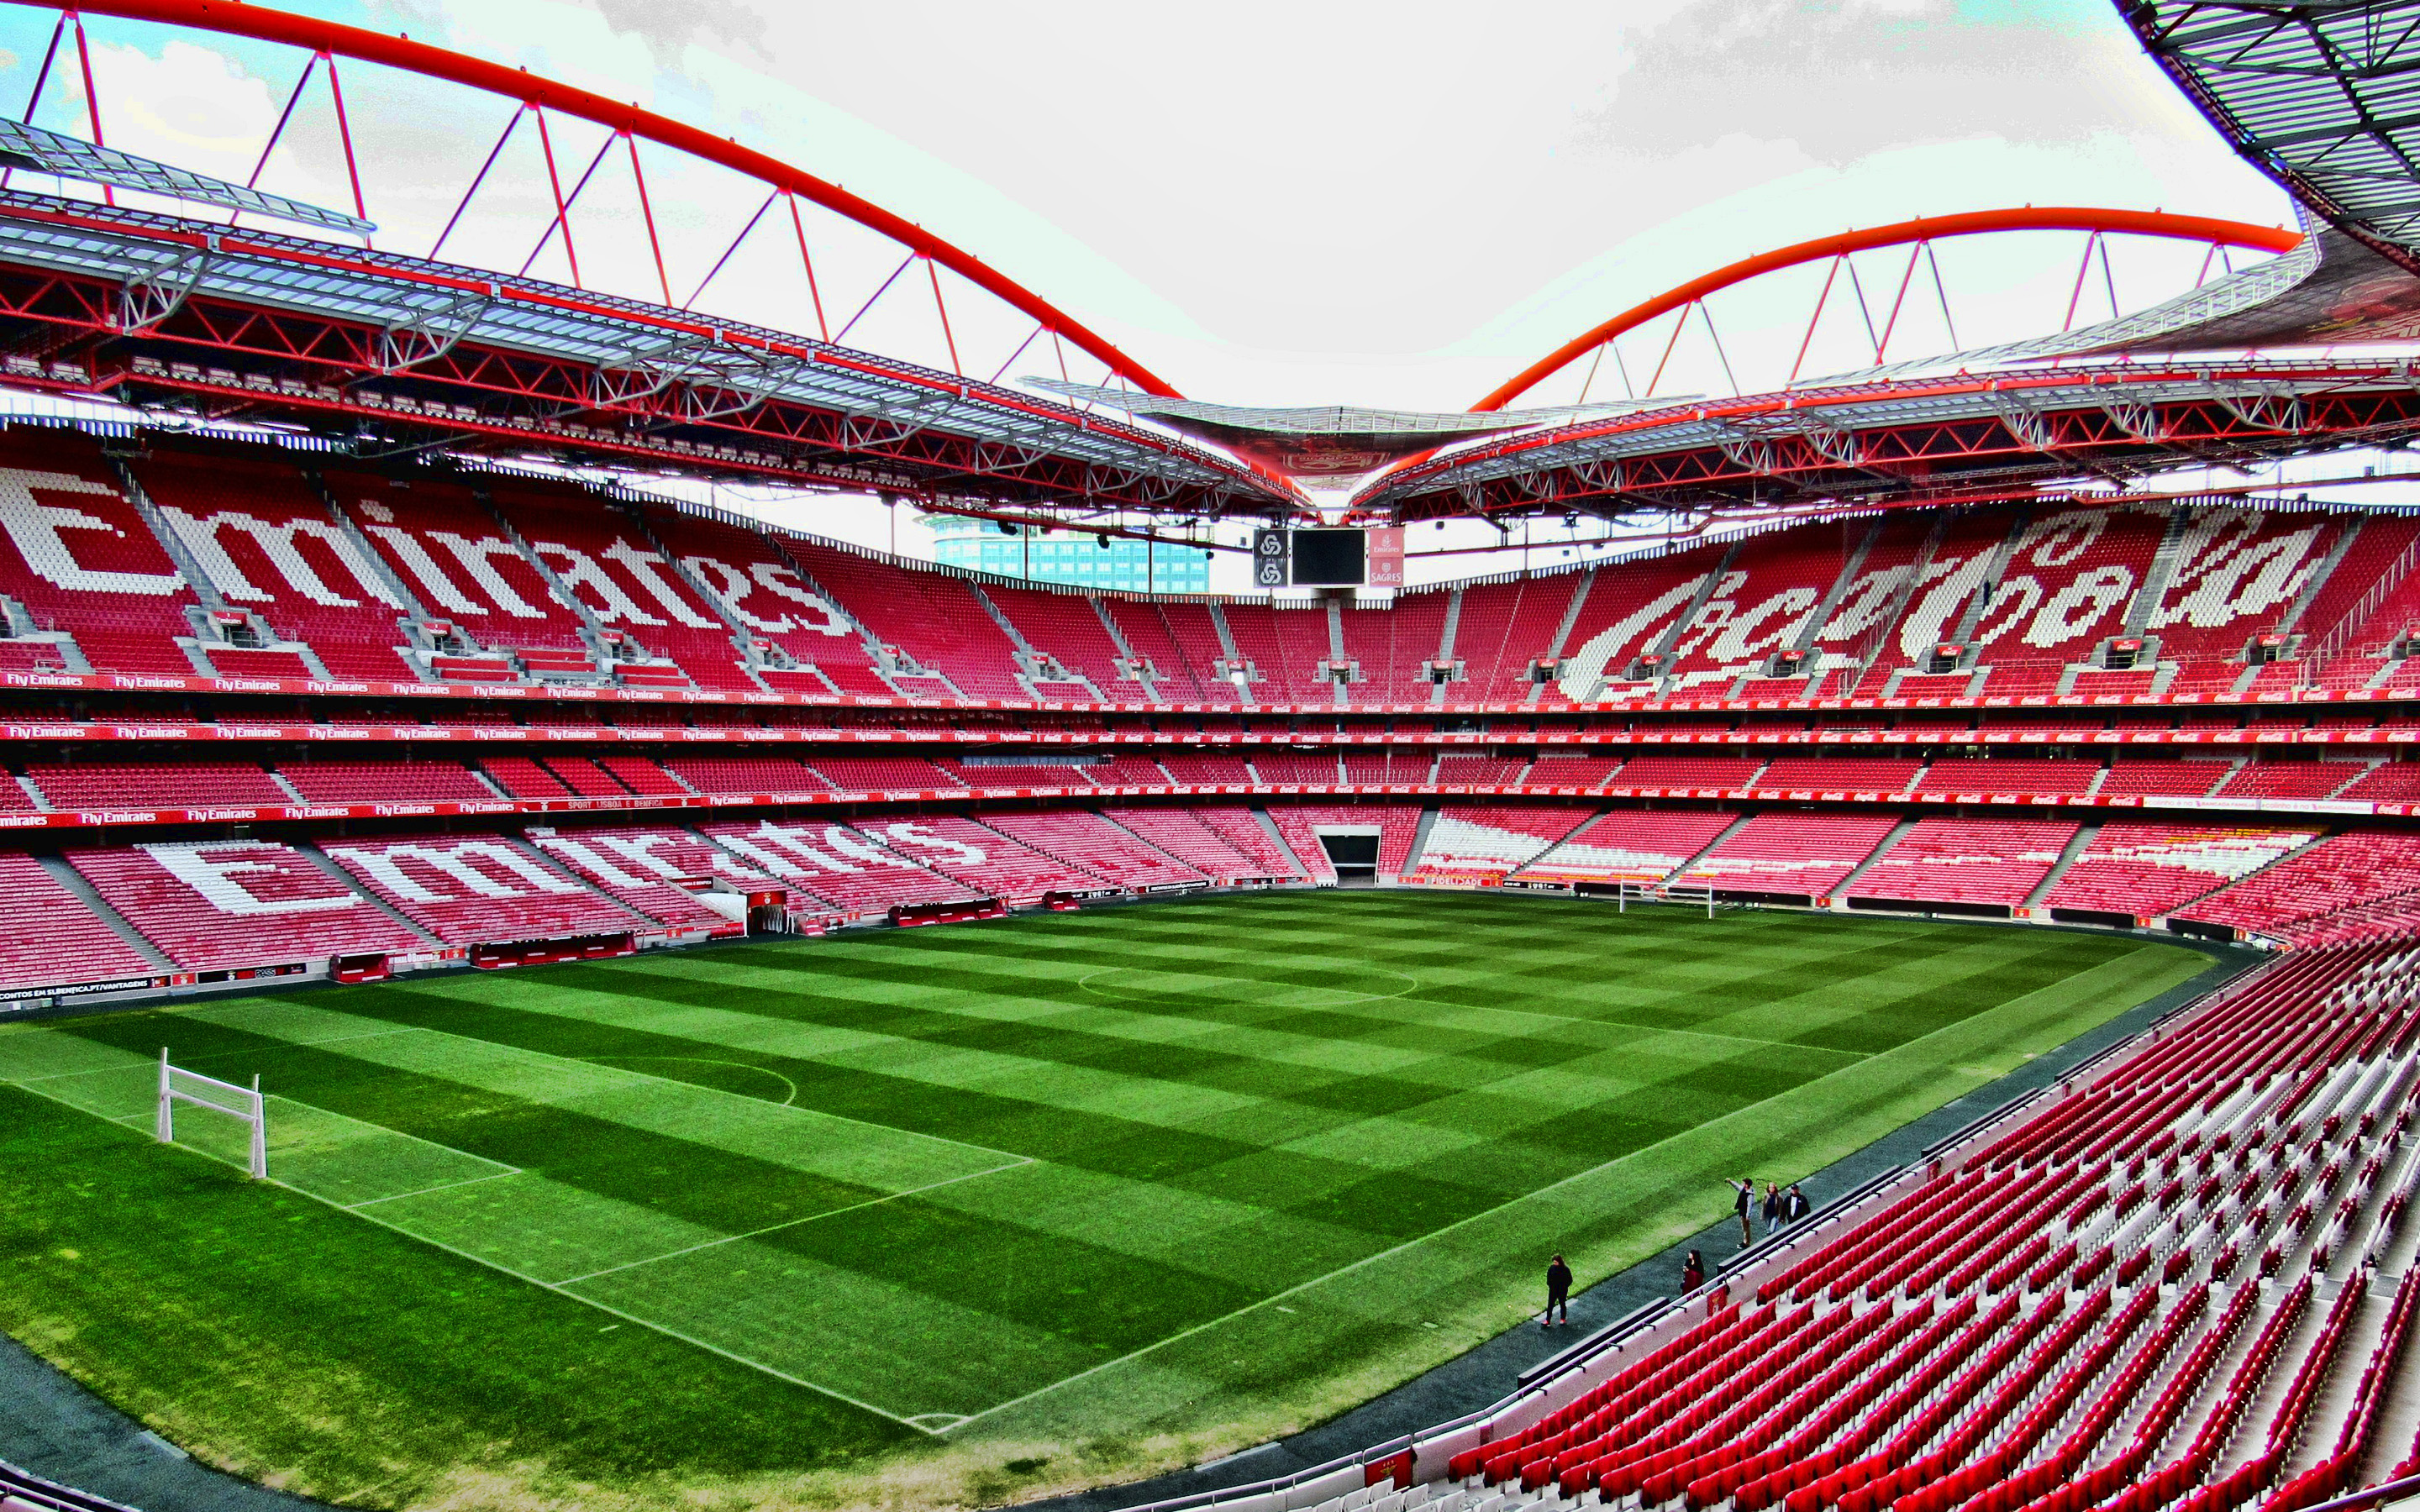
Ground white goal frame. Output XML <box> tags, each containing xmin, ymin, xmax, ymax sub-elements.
<box><xmin>1615</xmin><ymin>881</ymin><xmax>1718</xmax><ymax>917</ymax></box>
<box><xmin>155</xmin><ymin>1047</ymin><xmax>267</xmax><ymax>1179</ymax></box>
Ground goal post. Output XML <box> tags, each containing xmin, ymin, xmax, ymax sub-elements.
<box><xmin>156</xmin><ymin>1047</ymin><xmax>267</xmax><ymax>1180</ymax></box>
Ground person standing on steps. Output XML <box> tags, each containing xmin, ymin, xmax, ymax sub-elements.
<box><xmin>1731</xmin><ymin>1178</ymin><xmax>1756</xmax><ymax>1247</ymax></box>
<box><xmin>1761</xmin><ymin>1181</ymin><xmax>1783</xmax><ymax>1236</ymax></box>
<box><xmin>1544</xmin><ymin>1252</ymin><xmax>1573</xmax><ymax>1327</ymax></box>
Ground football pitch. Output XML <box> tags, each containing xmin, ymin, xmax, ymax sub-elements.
<box><xmin>0</xmin><ymin>891</ymin><xmax>2219</xmax><ymax>1510</ymax></box>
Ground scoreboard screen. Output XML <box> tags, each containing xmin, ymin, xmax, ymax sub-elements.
<box><xmin>1288</xmin><ymin>528</ymin><xmax>1365</xmax><ymax>586</ymax></box>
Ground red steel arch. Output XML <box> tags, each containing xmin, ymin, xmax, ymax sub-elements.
<box><xmin>1474</xmin><ymin>207</ymin><xmax>2304</xmax><ymax>412</ymax></box>
<box><xmin>47</xmin><ymin>0</ymin><xmax>1181</xmax><ymax>397</ymax></box>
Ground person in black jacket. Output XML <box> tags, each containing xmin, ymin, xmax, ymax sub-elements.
<box><xmin>1730</xmin><ymin>1178</ymin><xmax>1756</xmax><ymax>1246</ymax></box>
<box><xmin>1784</xmin><ymin>1184</ymin><xmax>1812</xmax><ymax>1226</ymax></box>
<box><xmin>1761</xmin><ymin>1181</ymin><xmax>1783</xmax><ymax>1236</ymax></box>
<box><xmin>1544</xmin><ymin>1252</ymin><xmax>1573</xmax><ymax>1327</ymax></box>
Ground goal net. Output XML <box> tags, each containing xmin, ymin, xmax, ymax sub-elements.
<box><xmin>155</xmin><ymin>1048</ymin><xmax>267</xmax><ymax>1179</ymax></box>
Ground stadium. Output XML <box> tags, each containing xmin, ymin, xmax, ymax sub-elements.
<box><xmin>4</xmin><ymin>4</ymin><xmax>2420</xmax><ymax>1512</ymax></box>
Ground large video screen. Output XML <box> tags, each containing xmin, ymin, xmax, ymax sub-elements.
<box><xmin>1289</xmin><ymin>528</ymin><xmax>1365</xmax><ymax>585</ymax></box>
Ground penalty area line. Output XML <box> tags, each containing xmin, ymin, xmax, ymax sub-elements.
<box><xmin>343</xmin><ymin>1168</ymin><xmax>524</xmax><ymax>1210</ymax></box>
<box><xmin>550</xmin><ymin>1154</ymin><xmax>1037</xmax><ymax>1286</ymax></box>
<box><xmin>23</xmin><ymin>1076</ymin><xmax>941</xmax><ymax>1434</ymax></box>
<box><xmin>327</xmin><ymin>1194</ymin><xmax>946</xmax><ymax>1435</ymax></box>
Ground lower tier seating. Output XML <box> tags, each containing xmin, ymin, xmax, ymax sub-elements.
<box><xmin>1676</xmin><ymin>813</ymin><xmax>1902</xmax><ymax>897</ymax></box>
<box><xmin>1512</xmin><ymin>811</ymin><xmax>1739</xmax><ymax>884</ymax></box>
<box><xmin>1331</xmin><ymin>939</ymin><xmax>2420</xmax><ymax>1512</ymax></box>
<box><xmin>1409</xmin><ymin>806</ymin><xmax>1594</xmax><ymax>879</ymax></box>
<box><xmin>1102</xmin><ymin>806</ymin><xmax>1277</xmax><ymax>882</ymax></box>
<box><xmin>318</xmin><ymin>832</ymin><xmax>647</xmax><ymax>943</ymax></box>
<box><xmin>977</xmin><ymin>811</ymin><xmax>1206</xmax><ymax>890</ymax></box>
<box><xmin>2039</xmin><ymin>824</ymin><xmax>2317</xmax><ymax>920</ymax></box>
<box><xmin>1847</xmin><ymin>819</ymin><xmax>2081</xmax><ymax>909</ymax></box>
<box><xmin>70</xmin><ymin>842</ymin><xmax>424</xmax><ymax>969</ymax></box>
<box><xmin>0</xmin><ymin>852</ymin><xmax>157</xmax><ymax>987</ymax></box>
<box><xmin>523</xmin><ymin>827</ymin><xmax>749</xmax><ymax>935</ymax></box>
<box><xmin>12</xmin><ymin>806</ymin><xmax>2420</xmax><ymax>995</ymax></box>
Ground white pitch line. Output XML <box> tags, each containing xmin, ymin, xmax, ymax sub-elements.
<box><xmin>13</xmin><ymin>1073</ymin><xmax>944</xmax><ymax>1436</ymax></box>
<box><xmin>264</xmin><ymin>1009</ymin><xmax>1036</xmax><ymax>1168</ymax></box>
<box><xmin>344</xmin><ymin>1168</ymin><xmax>524</xmax><ymax>1210</ymax></box>
<box><xmin>551</xmin><ymin>1155</ymin><xmax>1036</xmax><ymax>1287</ymax></box>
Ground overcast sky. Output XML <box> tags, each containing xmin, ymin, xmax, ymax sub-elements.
<box><xmin>335</xmin><ymin>0</ymin><xmax>2292</xmax><ymax>402</ymax></box>
<box><xmin>0</xmin><ymin>0</ymin><xmax>2319</xmax><ymax>580</ymax></box>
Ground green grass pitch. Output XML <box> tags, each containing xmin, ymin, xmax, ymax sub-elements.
<box><xmin>0</xmin><ymin>891</ymin><xmax>2217</xmax><ymax>1511</ymax></box>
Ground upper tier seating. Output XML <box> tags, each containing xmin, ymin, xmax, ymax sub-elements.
<box><xmin>1511</xmin><ymin>810</ymin><xmax>1739</xmax><ymax>883</ymax></box>
<box><xmin>1222</xmin><ymin>603</ymin><xmax>1329</xmax><ymax>704</ymax></box>
<box><xmin>2214</xmin><ymin>761</ymin><xmax>2372</xmax><ymax>801</ymax></box>
<box><xmin>1968</xmin><ymin>504</ymin><xmax>2172</xmax><ymax>681</ymax></box>
<box><xmin>133</xmin><ymin>444</ymin><xmax>418</xmax><ymax>682</ymax></box>
<box><xmin>1608</xmin><ymin>756</ymin><xmax>1767</xmax><ymax>790</ymax></box>
<box><xmin>1446</xmin><ymin>575</ymin><xmax>1586</xmax><ymax>706</ymax></box>
<box><xmin>1339</xmin><ymin>594</ymin><xmax>1449</xmax><ymax>706</ymax></box>
<box><xmin>656</xmin><ymin>755</ymin><xmax>832</xmax><ymax>797</ymax></box>
<box><xmin>1912</xmin><ymin>759</ymin><xmax>2100</xmax><ymax>797</ymax></box>
<box><xmin>1847</xmin><ymin>818</ymin><xmax>2081</xmax><ymax>907</ymax></box>
<box><xmin>1748</xmin><ymin>758</ymin><xmax>1923</xmax><ymax>795</ymax></box>
<box><xmin>1410</xmin><ymin>806</ymin><xmax>1593</xmax><ymax>878</ymax></box>
<box><xmin>977</xmin><ymin>811</ymin><xmax>1204</xmax><ymax>890</ymax></box>
<box><xmin>2098</xmin><ymin>759</ymin><xmax>2233</xmax><ymax>797</ymax></box>
<box><xmin>483</xmin><ymin>480</ymin><xmax>756</xmax><ymax>690</ymax></box>
<box><xmin>9</xmin><ymin>419</ymin><xmax>2415</xmax><ymax>719</ymax></box>
<box><xmin>2144</xmin><ymin>505</ymin><xmax>2346</xmax><ymax>667</ymax></box>
<box><xmin>1659</xmin><ymin>527</ymin><xmax>1863</xmax><ymax>696</ymax></box>
<box><xmin>984</xmin><ymin>583</ymin><xmax>1134</xmax><ymax>697</ymax></box>
<box><xmin>281</xmin><ymin>759</ymin><xmax>495</xmax><ymax>805</ymax></box>
<box><xmin>1676</xmin><ymin>813</ymin><xmax>1902</xmax><ymax>896</ymax></box>
<box><xmin>2039</xmin><ymin>823</ymin><xmax>2317</xmax><ymax>918</ymax></box>
<box><xmin>329</xmin><ymin>471</ymin><xmax>593</xmax><ymax>666</ymax></box>
<box><xmin>1101</xmin><ymin>600</ymin><xmax>1238</xmax><ymax>704</ymax></box>
<box><xmin>639</xmin><ymin>504</ymin><xmax>894</xmax><ymax>696</ymax></box>
<box><xmin>70</xmin><ymin>842</ymin><xmax>423</xmax><ymax>968</ymax></box>
<box><xmin>26</xmin><ymin>760</ymin><xmax>290</xmax><ymax>810</ymax></box>
<box><xmin>0</xmin><ymin>426</ymin><xmax>201</xmax><ymax>675</ymax></box>
<box><xmin>802</xmin><ymin>756</ymin><xmax>963</xmax><ymax>792</ymax></box>
<box><xmin>0</xmin><ymin>852</ymin><xmax>156</xmax><ymax>987</ymax></box>
<box><xmin>2177</xmin><ymin>830</ymin><xmax>2420</xmax><ymax>945</ymax></box>
<box><xmin>318</xmin><ymin>833</ymin><xmax>646</xmax><ymax>943</ymax></box>
<box><xmin>1527</xmin><ymin>754</ymin><xmax>1625</xmax><ymax>789</ymax></box>
<box><xmin>1160</xmin><ymin>752</ymin><xmax>1256</xmax><ymax>785</ymax></box>
<box><xmin>787</xmin><ymin>541</ymin><xmax>1028</xmax><ymax>700</ymax></box>
<box><xmin>1551</xmin><ymin>552</ymin><xmax>1716</xmax><ymax>705</ymax></box>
